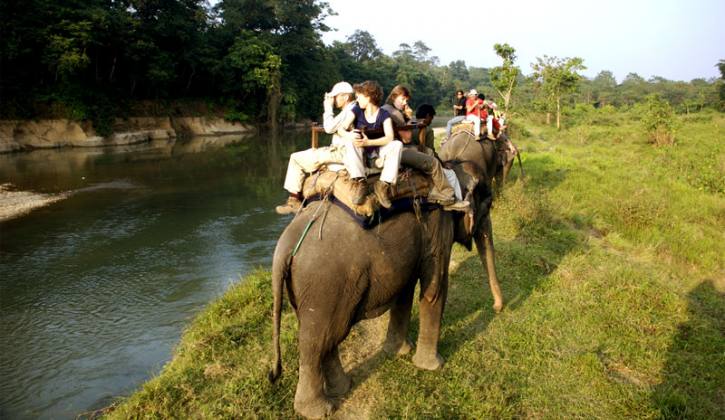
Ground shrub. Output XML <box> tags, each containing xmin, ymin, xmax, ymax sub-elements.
<box><xmin>640</xmin><ymin>94</ymin><xmax>677</xmax><ymax>146</ymax></box>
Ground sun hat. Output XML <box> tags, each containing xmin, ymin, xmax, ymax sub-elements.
<box><xmin>468</xmin><ymin>89</ymin><xmax>478</xmax><ymax>96</ymax></box>
<box><xmin>329</xmin><ymin>81</ymin><xmax>354</xmax><ymax>97</ymax></box>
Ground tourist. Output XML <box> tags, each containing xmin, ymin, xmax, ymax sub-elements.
<box><xmin>382</xmin><ymin>85</ymin><xmax>469</xmax><ymax>211</ymax></box>
<box><xmin>444</xmin><ymin>90</ymin><xmax>467</xmax><ymax>139</ymax></box>
<box><xmin>275</xmin><ymin>81</ymin><xmax>365</xmax><ymax>214</ymax></box>
<box><xmin>337</xmin><ymin>81</ymin><xmax>403</xmax><ymax>208</ymax></box>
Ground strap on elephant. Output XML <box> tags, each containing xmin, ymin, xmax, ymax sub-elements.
<box><xmin>317</xmin><ymin>172</ymin><xmax>339</xmax><ymax>240</ymax></box>
<box><xmin>291</xmin><ymin>217</ymin><xmax>316</xmax><ymax>257</ymax></box>
<box><xmin>291</xmin><ymin>175</ymin><xmax>338</xmax><ymax>256</ymax></box>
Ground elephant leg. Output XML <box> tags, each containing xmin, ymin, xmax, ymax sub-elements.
<box><xmin>412</xmin><ymin>259</ymin><xmax>448</xmax><ymax>370</ymax></box>
<box><xmin>322</xmin><ymin>346</ymin><xmax>351</xmax><ymax>398</ymax></box>
<box><xmin>474</xmin><ymin>216</ymin><xmax>504</xmax><ymax>312</ymax></box>
<box><xmin>383</xmin><ymin>280</ymin><xmax>415</xmax><ymax>355</ymax></box>
<box><xmin>294</xmin><ymin>324</ymin><xmax>334</xmax><ymax>419</ymax></box>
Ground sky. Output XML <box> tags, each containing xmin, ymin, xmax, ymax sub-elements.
<box><xmin>319</xmin><ymin>0</ymin><xmax>725</xmax><ymax>82</ymax></box>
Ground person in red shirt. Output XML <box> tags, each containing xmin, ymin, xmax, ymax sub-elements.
<box><xmin>464</xmin><ymin>89</ymin><xmax>486</xmax><ymax>137</ymax></box>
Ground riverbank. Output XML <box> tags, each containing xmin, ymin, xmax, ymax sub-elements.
<box><xmin>106</xmin><ymin>113</ymin><xmax>724</xmax><ymax>418</ymax></box>
<box><xmin>0</xmin><ymin>181</ymin><xmax>138</xmax><ymax>222</ymax></box>
<box><xmin>0</xmin><ymin>117</ymin><xmax>256</xmax><ymax>153</ymax></box>
<box><xmin>0</xmin><ymin>183</ymin><xmax>69</xmax><ymax>222</ymax></box>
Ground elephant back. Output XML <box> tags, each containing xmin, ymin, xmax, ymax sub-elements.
<box><xmin>440</xmin><ymin>131</ymin><xmax>496</xmax><ymax>181</ymax></box>
<box><xmin>301</xmin><ymin>168</ymin><xmax>434</xmax><ymax>217</ymax></box>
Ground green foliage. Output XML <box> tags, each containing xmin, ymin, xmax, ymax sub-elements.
<box><xmin>0</xmin><ymin>1</ymin><xmax>722</xmax><ymax>126</ymax></box>
<box><xmin>223</xmin><ymin>109</ymin><xmax>251</xmax><ymax>124</ymax></box>
<box><xmin>640</xmin><ymin>94</ymin><xmax>677</xmax><ymax>145</ymax></box>
<box><xmin>531</xmin><ymin>55</ymin><xmax>587</xmax><ymax>129</ymax></box>
<box><xmin>226</xmin><ymin>33</ymin><xmax>281</xmax><ymax>92</ymax></box>
<box><xmin>489</xmin><ymin>43</ymin><xmax>520</xmax><ymax>110</ymax></box>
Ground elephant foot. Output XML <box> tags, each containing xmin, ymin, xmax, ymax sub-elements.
<box><xmin>294</xmin><ymin>396</ymin><xmax>335</xmax><ymax>419</ymax></box>
<box><xmin>412</xmin><ymin>351</ymin><xmax>445</xmax><ymax>370</ymax></box>
<box><xmin>324</xmin><ymin>372</ymin><xmax>351</xmax><ymax>398</ymax></box>
<box><xmin>383</xmin><ymin>337</ymin><xmax>413</xmax><ymax>356</ymax></box>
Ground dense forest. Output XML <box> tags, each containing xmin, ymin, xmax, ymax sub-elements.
<box><xmin>1</xmin><ymin>0</ymin><xmax>723</xmax><ymax>133</ymax></box>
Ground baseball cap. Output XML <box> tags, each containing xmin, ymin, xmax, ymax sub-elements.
<box><xmin>468</xmin><ymin>89</ymin><xmax>478</xmax><ymax>96</ymax></box>
<box><xmin>328</xmin><ymin>82</ymin><xmax>354</xmax><ymax>97</ymax></box>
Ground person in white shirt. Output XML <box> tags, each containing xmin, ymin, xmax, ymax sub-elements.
<box><xmin>276</xmin><ymin>82</ymin><xmax>367</xmax><ymax>215</ymax></box>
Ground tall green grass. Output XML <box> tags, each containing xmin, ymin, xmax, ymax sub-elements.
<box><xmin>107</xmin><ymin>112</ymin><xmax>724</xmax><ymax>419</ymax></box>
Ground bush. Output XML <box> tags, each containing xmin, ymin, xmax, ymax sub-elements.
<box><xmin>640</xmin><ymin>94</ymin><xmax>677</xmax><ymax>146</ymax></box>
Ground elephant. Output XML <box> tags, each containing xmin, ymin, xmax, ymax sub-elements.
<box><xmin>268</xmin><ymin>154</ymin><xmax>503</xmax><ymax>418</ymax></box>
<box><xmin>496</xmin><ymin>133</ymin><xmax>524</xmax><ymax>192</ymax></box>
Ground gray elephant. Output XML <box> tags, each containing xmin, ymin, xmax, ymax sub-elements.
<box><xmin>268</xmin><ymin>156</ymin><xmax>503</xmax><ymax>418</ymax></box>
<box><xmin>495</xmin><ymin>133</ymin><xmax>524</xmax><ymax>192</ymax></box>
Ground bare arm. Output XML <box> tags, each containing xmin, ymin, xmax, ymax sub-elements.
<box><xmin>354</xmin><ymin>118</ymin><xmax>394</xmax><ymax>147</ymax></box>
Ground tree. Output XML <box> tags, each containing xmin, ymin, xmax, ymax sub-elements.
<box><xmin>619</xmin><ymin>72</ymin><xmax>650</xmax><ymax>106</ymax></box>
<box><xmin>717</xmin><ymin>59</ymin><xmax>725</xmax><ymax>111</ymax></box>
<box><xmin>641</xmin><ymin>94</ymin><xmax>676</xmax><ymax>146</ymax></box>
<box><xmin>531</xmin><ymin>55</ymin><xmax>586</xmax><ymax>129</ymax></box>
<box><xmin>447</xmin><ymin>60</ymin><xmax>469</xmax><ymax>84</ymax></box>
<box><xmin>344</xmin><ymin>30</ymin><xmax>382</xmax><ymax>62</ymax></box>
<box><xmin>591</xmin><ymin>70</ymin><xmax>618</xmax><ymax>106</ymax></box>
<box><xmin>489</xmin><ymin>43</ymin><xmax>519</xmax><ymax>111</ymax></box>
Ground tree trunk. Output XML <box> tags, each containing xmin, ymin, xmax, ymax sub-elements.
<box><xmin>185</xmin><ymin>67</ymin><xmax>196</xmax><ymax>93</ymax></box>
<box><xmin>109</xmin><ymin>56</ymin><xmax>117</xmax><ymax>82</ymax></box>
<box><xmin>556</xmin><ymin>96</ymin><xmax>561</xmax><ymax>130</ymax></box>
<box><xmin>267</xmin><ymin>86</ymin><xmax>282</xmax><ymax>130</ymax></box>
<box><xmin>546</xmin><ymin>112</ymin><xmax>551</xmax><ymax>125</ymax></box>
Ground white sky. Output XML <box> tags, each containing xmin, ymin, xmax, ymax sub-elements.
<box><xmin>320</xmin><ymin>0</ymin><xmax>725</xmax><ymax>82</ymax></box>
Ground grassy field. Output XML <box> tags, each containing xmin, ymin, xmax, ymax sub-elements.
<box><xmin>108</xmin><ymin>111</ymin><xmax>724</xmax><ymax>419</ymax></box>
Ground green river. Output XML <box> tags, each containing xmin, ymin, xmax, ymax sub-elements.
<box><xmin>0</xmin><ymin>130</ymin><xmax>310</xmax><ymax>419</ymax></box>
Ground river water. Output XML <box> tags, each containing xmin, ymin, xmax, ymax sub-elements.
<box><xmin>0</xmin><ymin>130</ymin><xmax>311</xmax><ymax>419</ymax></box>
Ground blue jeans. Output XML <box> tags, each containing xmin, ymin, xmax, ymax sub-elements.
<box><xmin>445</xmin><ymin>116</ymin><xmax>466</xmax><ymax>138</ymax></box>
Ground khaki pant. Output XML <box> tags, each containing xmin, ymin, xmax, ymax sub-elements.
<box><xmin>283</xmin><ymin>141</ymin><xmax>365</xmax><ymax>194</ymax></box>
<box><xmin>370</xmin><ymin>140</ymin><xmax>403</xmax><ymax>184</ymax></box>
<box><xmin>400</xmin><ymin>147</ymin><xmax>454</xmax><ymax>201</ymax></box>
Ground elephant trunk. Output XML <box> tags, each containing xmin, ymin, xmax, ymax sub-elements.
<box><xmin>516</xmin><ymin>149</ymin><xmax>525</xmax><ymax>179</ymax></box>
<box><xmin>268</xmin><ymin>254</ymin><xmax>291</xmax><ymax>383</ymax></box>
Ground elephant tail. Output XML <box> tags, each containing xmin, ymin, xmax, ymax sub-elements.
<box><xmin>268</xmin><ymin>253</ymin><xmax>291</xmax><ymax>383</ymax></box>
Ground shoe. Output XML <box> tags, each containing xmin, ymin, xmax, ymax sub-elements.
<box><xmin>373</xmin><ymin>181</ymin><xmax>392</xmax><ymax>208</ymax></box>
<box><xmin>487</xmin><ymin>133</ymin><xmax>496</xmax><ymax>140</ymax></box>
<box><xmin>427</xmin><ymin>191</ymin><xmax>455</xmax><ymax>206</ymax></box>
<box><xmin>443</xmin><ymin>200</ymin><xmax>470</xmax><ymax>212</ymax></box>
<box><xmin>351</xmin><ymin>179</ymin><xmax>367</xmax><ymax>205</ymax></box>
<box><xmin>275</xmin><ymin>196</ymin><xmax>302</xmax><ymax>215</ymax></box>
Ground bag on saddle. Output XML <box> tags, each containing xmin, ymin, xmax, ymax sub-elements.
<box><xmin>301</xmin><ymin>168</ymin><xmax>433</xmax><ymax>217</ymax></box>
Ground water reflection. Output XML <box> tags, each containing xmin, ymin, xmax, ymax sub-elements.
<box><xmin>0</xmin><ymin>130</ymin><xmax>316</xmax><ymax>419</ymax></box>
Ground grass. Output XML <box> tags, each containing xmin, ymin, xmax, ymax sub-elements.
<box><xmin>107</xmin><ymin>111</ymin><xmax>724</xmax><ymax>419</ymax></box>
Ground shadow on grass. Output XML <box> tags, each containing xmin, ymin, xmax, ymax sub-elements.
<box><xmin>652</xmin><ymin>279</ymin><xmax>725</xmax><ymax>418</ymax></box>
<box><xmin>440</xmin><ymin>208</ymin><xmax>584</xmax><ymax>360</ymax></box>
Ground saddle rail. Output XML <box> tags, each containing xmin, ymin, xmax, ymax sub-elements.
<box><xmin>309</xmin><ymin>122</ymin><xmax>424</xmax><ymax>148</ymax></box>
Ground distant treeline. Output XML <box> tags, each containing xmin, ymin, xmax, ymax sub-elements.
<box><xmin>1</xmin><ymin>0</ymin><xmax>723</xmax><ymax>132</ymax></box>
